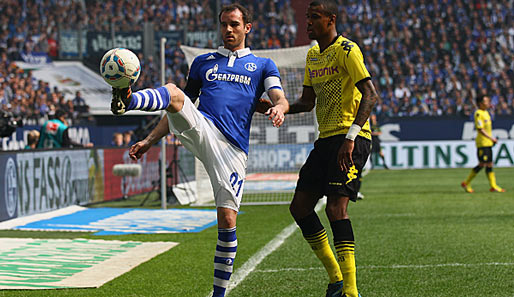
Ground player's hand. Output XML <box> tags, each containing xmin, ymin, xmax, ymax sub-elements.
<box><xmin>129</xmin><ymin>140</ymin><xmax>151</xmax><ymax>161</ymax></box>
<box><xmin>338</xmin><ymin>139</ymin><xmax>355</xmax><ymax>172</ymax></box>
<box><xmin>266</xmin><ymin>105</ymin><xmax>286</xmax><ymax>128</ymax></box>
<box><xmin>492</xmin><ymin>137</ymin><xmax>498</xmax><ymax>144</ymax></box>
<box><xmin>255</xmin><ymin>98</ymin><xmax>273</xmax><ymax>114</ymax></box>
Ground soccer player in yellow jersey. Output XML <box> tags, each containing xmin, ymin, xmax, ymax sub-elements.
<box><xmin>288</xmin><ymin>1</ymin><xmax>377</xmax><ymax>296</ymax></box>
<box><xmin>461</xmin><ymin>95</ymin><xmax>505</xmax><ymax>193</ymax></box>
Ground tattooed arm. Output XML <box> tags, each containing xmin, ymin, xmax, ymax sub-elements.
<box><xmin>338</xmin><ymin>79</ymin><xmax>379</xmax><ymax>172</ymax></box>
<box><xmin>354</xmin><ymin>79</ymin><xmax>379</xmax><ymax>127</ymax></box>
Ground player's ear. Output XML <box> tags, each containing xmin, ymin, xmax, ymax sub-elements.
<box><xmin>245</xmin><ymin>22</ymin><xmax>252</xmax><ymax>34</ymax></box>
<box><xmin>327</xmin><ymin>14</ymin><xmax>336</xmax><ymax>26</ymax></box>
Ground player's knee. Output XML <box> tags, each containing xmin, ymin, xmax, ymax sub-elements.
<box><xmin>473</xmin><ymin>165</ymin><xmax>483</xmax><ymax>173</ymax></box>
<box><xmin>217</xmin><ymin>207</ymin><xmax>237</xmax><ymax>228</ymax></box>
<box><xmin>325</xmin><ymin>198</ymin><xmax>349</xmax><ymax>220</ymax></box>
<box><xmin>164</xmin><ymin>83</ymin><xmax>184</xmax><ymax>112</ymax></box>
<box><xmin>289</xmin><ymin>199</ymin><xmax>312</xmax><ymax>220</ymax></box>
<box><xmin>289</xmin><ymin>200</ymin><xmax>300</xmax><ymax>218</ymax></box>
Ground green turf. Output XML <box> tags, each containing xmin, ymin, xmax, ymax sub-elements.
<box><xmin>1</xmin><ymin>168</ymin><xmax>513</xmax><ymax>297</ymax></box>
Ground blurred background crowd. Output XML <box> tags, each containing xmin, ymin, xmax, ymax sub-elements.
<box><xmin>0</xmin><ymin>0</ymin><xmax>513</xmax><ymax>130</ymax></box>
<box><xmin>338</xmin><ymin>0</ymin><xmax>514</xmax><ymax>118</ymax></box>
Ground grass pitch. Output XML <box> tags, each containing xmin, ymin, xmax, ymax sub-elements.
<box><xmin>1</xmin><ymin>167</ymin><xmax>513</xmax><ymax>297</ymax></box>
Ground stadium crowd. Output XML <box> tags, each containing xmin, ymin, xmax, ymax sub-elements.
<box><xmin>0</xmin><ymin>56</ymin><xmax>88</xmax><ymax>126</ymax></box>
<box><xmin>0</xmin><ymin>0</ymin><xmax>513</xmax><ymax>124</ymax></box>
<box><xmin>337</xmin><ymin>0</ymin><xmax>514</xmax><ymax>118</ymax></box>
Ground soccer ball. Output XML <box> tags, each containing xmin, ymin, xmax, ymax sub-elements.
<box><xmin>100</xmin><ymin>48</ymin><xmax>140</xmax><ymax>88</ymax></box>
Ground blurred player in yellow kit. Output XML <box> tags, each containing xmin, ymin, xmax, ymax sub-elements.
<box><xmin>461</xmin><ymin>95</ymin><xmax>505</xmax><ymax>193</ymax></box>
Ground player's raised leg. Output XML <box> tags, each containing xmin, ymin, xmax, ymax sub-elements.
<box><xmin>111</xmin><ymin>83</ymin><xmax>185</xmax><ymax>115</ymax></box>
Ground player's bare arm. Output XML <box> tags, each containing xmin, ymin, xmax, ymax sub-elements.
<box><xmin>266</xmin><ymin>88</ymin><xmax>289</xmax><ymax>127</ymax></box>
<box><xmin>338</xmin><ymin>79</ymin><xmax>378</xmax><ymax>172</ymax></box>
<box><xmin>129</xmin><ymin>116</ymin><xmax>169</xmax><ymax>161</ymax></box>
<box><xmin>354</xmin><ymin>79</ymin><xmax>379</xmax><ymax>127</ymax></box>
<box><xmin>287</xmin><ymin>86</ymin><xmax>316</xmax><ymax>114</ymax></box>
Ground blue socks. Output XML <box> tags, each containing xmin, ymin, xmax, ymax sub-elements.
<box><xmin>213</xmin><ymin>227</ymin><xmax>237</xmax><ymax>297</ymax></box>
<box><xmin>127</xmin><ymin>86</ymin><xmax>170</xmax><ymax>111</ymax></box>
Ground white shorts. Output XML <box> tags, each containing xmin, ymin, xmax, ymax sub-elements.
<box><xmin>166</xmin><ymin>96</ymin><xmax>247</xmax><ymax>211</ymax></box>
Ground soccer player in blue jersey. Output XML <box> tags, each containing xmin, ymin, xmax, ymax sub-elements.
<box><xmin>109</xmin><ymin>4</ymin><xmax>289</xmax><ymax>296</ymax></box>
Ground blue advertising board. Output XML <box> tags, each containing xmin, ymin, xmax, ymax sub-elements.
<box><xmin>0</xmin><ymin>153</ymin><xmax>18</xmax><ymax>222</ymax></box>
<box><xmin>20</xmin><ymin>52</ymin><xmax>52</xmax><ymax>64</ymax></box>
<box><xmin>1</xmin><ymin>125</ymin><xmax>137</xmax><ymax>150</ymax></box>
<box><xmin>2</xmin><ymin>117</ymin><xmax>513</xmax><ymax>151</ymax></box>
<box><xmin>378</xmin><ymin>116</ymin><xmax>514</xmax><ymax>141</ymax></box>
<box><xmin>247</xmin><ymin>143</ymin><xmax>313</xmax><ymax>173</ymax></box>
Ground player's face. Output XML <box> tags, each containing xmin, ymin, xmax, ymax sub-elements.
<box><xmin>220</xmin><ymin>9</ymin><xmax>251</xmax><ymax>51</ymax></box>
<box><xmin>306</xmin><ymin>5</ymin><xmax>333</xmax><ymax>40</ymax></box>
<box><xmin>480</xmin><ymin>96</ymin><xmax>491</xmax><ymax>109</ymax></box>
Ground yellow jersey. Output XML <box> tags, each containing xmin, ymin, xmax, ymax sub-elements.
<box><xmin>303</xmin><ymin>35</ymin><xmax>372</xmax><ymax>140</ymax></box>
<box><xmin>474</xmin><ymin>109</ymin><xmax>493</xmax><ymax>147</ymax></box>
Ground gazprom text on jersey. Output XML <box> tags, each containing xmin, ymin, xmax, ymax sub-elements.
<box><xmin>206</xmin><ymin>71</ymin><xmax>252</xmax><ymax>85</ymax></box>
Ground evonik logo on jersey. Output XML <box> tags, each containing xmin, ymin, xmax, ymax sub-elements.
<box><xmin>308</xmin><ymin>66</ymin><xmax>339</xmax><ymax>79</ymax></box>
<box><xmin>205</xmin><ymin>63</ymin><xmax>252</xmax><ymax>85</ymax></box>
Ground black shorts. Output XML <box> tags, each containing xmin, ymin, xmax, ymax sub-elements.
<box><xmin>477</xmin><ymin>146</ymin><xmax>493</xmax><ymax>163</ymax></box>
<box><xmin>296</xmin><ymin>135</ymin><xmax>371</xmax><ymax>202</ymax></box>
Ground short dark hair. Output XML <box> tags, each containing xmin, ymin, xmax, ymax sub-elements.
<box><xmin>309</xmin><ymin>0</ymin><xmax>338</xmax><ymax>18</ymax></box>
<box><xmin>219</xmin><ymin>3</ymin><xmax>252</xmax><ymax>24</ymax></box>
<box><xmin>476</xmin><ymin>95</ymin><xmax>487</xmax><ymax>105</ymax></box>
<box><xmin>55</xmin><ymin>109</ymin><xmax>66</xmax><ymax>119</ymax></box>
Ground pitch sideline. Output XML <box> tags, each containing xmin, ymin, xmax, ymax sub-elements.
<box><xmin>254</xmin><ymin>262</ymin><xmax>514</xmax><ymax>273</ymax></box>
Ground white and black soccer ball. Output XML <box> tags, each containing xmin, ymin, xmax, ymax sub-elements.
<box><xmin>100</xmin><ymin>48</ymin><xmax>141</xmax><ymax>88</ymax></box>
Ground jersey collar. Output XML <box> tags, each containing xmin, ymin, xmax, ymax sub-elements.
<box><xmin>319</xmin><ymin>35</ymin><xmax>341</xmax><ymax>53</ymax></box>
<box><xmin>217</xmin><ymin>46</ymin><xmax>251</xmax><ymax>58</ymax></box>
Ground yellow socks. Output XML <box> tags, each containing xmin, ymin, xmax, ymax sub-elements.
<box><xmin>304</xmin><ymin>230</ymin><xmax>343</xmax><ymax>283</ymax></box>
<box><xmin>335</xmin><ymin>240</ymin><xmax>358</xmax><ymax>297</ymax></box>
<box><xmin>296</xmin><ymin>212</ymin><xmax>342</xmax><ymax>284</ymax></box>
<box><xmin>486</xmin><ymin>167</ymin><xmax>504</xmax><ymax>191</ymax></box>
<box><xmin>462</xmin><ymin>166</ymin><xmax>482</xmax><ymax>193</ymax></box>
<box><xmin>486</xmin><ymin>167</ymin><xmax>497</xmax><ymax>188</ymax></box>
<box><xmin>465</xmin><ymin>168</ymin><xmax>479</xmax><ymax>184</ymax></box>
<box><xmin>331</xmin><ymin>219</ymin><xmax>359</xmax><ymax>297</ymax></box>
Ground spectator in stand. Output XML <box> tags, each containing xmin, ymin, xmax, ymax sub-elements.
<box><xmin>0</xmin><ymin>87</ymin><xmax>7</xmax><ymax>106</ymax></box>
<box><xmin>72</xmin><ymin>91</ymin><xmax>89</xmax><ymax>115</ymax></box>
<box><xmin>112</xmin><ymin>132</ymin><xmax>124</xmax><ymax>147</ymax></box>
<box><xmin>24</xmin><ymin>130</ymin><xmax>40</xmax><ymax>149</ymax></box>
<box><xmin>123</xmin><ymin>130</ymin><xmax>134</xmax><ymax>147</ymax></box>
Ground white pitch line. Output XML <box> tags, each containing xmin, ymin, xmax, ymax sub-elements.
<box><xmin>254</xmin><ymin>262</ymin><xmax>514</xmax><ymax>273</ymax></box>
<box><xmin>206</xmin><ymin>199</ymin><xmax>326</xmax><ymax>297</ymax></box>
